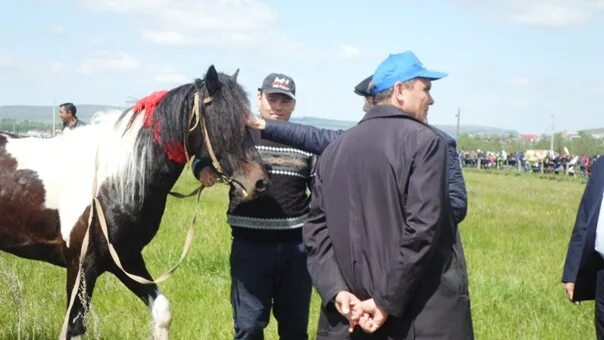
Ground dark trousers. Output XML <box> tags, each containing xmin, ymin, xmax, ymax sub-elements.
<box><xmin>230</xmin><ymin>237</ymin><xmax>312</xmax><ymax>340</ymax></box>
<box><xmin>597</xmin><ymin>269</ymin><xmax>604</xmax><ymax>339</ymax></box>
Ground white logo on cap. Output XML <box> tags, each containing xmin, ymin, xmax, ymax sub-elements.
<box><xmin>272</xmin><ymin>77</ymin><xmax>291</xmax><ymax>91</ymax></box>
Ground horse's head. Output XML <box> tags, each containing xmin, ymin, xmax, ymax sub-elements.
<box><xmin>186</xmin><ymin>65</ymin><xmax>269</xmax><ymax>207</ymax></box>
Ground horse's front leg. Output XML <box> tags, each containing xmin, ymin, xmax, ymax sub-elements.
<box><xmin>63</xmin><ymin>252</ymin><xmax>101</xmax><ymax>340</ymax></box>
<box><xmin>109</xmin><ymin>252</ymin><xmax>172</xmax><ymax>340</ymax></box>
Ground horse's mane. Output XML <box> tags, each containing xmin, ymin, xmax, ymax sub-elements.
<box><xmin>190</xmin><ymin>74</ymin><xmax>253</xmax><ymax>172</ymax></box>
<box><xmin>105</xmin><ymin>72</ymin><xmax>252</xmax><ymax>206</ymax></box>
<box><xmin>140</xmin><ymin>73</ymin><xmax>253</xmax><ymax>172</ymax></box>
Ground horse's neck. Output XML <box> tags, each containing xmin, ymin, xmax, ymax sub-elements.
<box><xmin>143</xmin><ymin>150</ymin><xmax>185</xmax><ymax>193</ymax></box>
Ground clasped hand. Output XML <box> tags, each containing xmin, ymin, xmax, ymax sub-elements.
<box><xmin>334</xmin><ymin>291</ymin><xmax>389</xmax><ymax>334</ymax></box>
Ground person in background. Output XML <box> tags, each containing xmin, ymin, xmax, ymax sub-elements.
<box><xmin>58</xmin><ymin>102</ymin><xmax>85</xmax><ymax>131</ymax></box>
<box><xmin>562</xmin><ymin>156</ymin><xmax>604</xmax><ymax>339</ymax></box>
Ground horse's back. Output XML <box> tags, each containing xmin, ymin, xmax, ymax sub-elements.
<box><xmin>0</xmin><ymin>134</ymin><xmax>68</xmax><ymax>265</ymax></box>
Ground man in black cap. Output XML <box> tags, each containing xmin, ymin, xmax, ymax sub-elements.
<box><xmin>354</xmin><ymin>76</ymin><xmax>373</xmax><ymax>112</ymax></box>
<box><xmin>193</xmin><ymin>73</ymin><xmax>316</xmax><ymax>340</ymax></box>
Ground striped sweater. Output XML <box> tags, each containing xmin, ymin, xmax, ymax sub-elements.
<box><xmin>192</xmin><ymin>133</ymin><xmax>316</xmax><ymax>242</ymax></box>
<box><xmin>227</xmin><ymin>137</ymin><xmax>315</xmax><ymax>242</ymax></box>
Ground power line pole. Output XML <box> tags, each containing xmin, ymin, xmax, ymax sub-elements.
<box><xmin>52</xmin><ymin>95</ymin><xmax>56</xmax><ymax>137</ymax></box>
<box><xmin>456</xmin><ymin>107</ymin><xmax>461</xmax><ymax>139</ymax></box>
<box><xmin>550</xmin><ymin>114</ymin><xmax>555</xmax><ymax>151</ymax></box>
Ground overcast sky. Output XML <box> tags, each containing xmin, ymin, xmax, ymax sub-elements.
<box><xmin>1</xmin><ymin>0</ymin><xmax>603</xmax><ymax>133</ymax></box>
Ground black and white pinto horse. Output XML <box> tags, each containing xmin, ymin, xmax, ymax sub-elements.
<box><xmin>0</xmin><ymin>66</ymin><xmax>268</xmax><ymax>339</ymax></box>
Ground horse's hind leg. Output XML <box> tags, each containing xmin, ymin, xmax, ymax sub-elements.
<box><xmin>63</xmin><ymin>255</ymin><xmax>101</xmax><ymax>340</ymax></box>
<box><xmin>109</xmin><ymin>252</ymin><xmax>172</xmax><ymax>340</ymax></box>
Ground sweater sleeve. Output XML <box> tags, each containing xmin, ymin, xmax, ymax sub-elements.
<box><xmin>262</xmin><ymin>119</ymin><xmax>344</xmax><ymax>155</ymax></box>
<box><xmin>446</xmin><ymin>137</ymin><xmax>468</xmax><ymax>224</ymax></box>
<box><xmin>431</xmin><ymin>128</ymin><xmax>468</xmax><ymax>224</ymax></box>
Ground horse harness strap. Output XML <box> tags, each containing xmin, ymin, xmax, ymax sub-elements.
<box><xmin>60</xmin><ymin>196</ymin><xmax>97</xmax><ymax>339</ymax></box>
<box><xmin>60</xmin><ymin>144</ymin><xmax>104</xmax><ymax>338</ymax></box>
<box><xmin>191</xmin><ymin>91</ymin><xmax>223</xmax><ymax>174</ymax></box>
<box><xmin>187</xmin><ymin>91</ymin><xmax>249</xmax><ymax>197</ymax></box>
<box><xmin>95</xmin><ymin>189</ymin><xmax>202</xmax><ymax>284</ymax></box>
<box><xmin>168</xmin><ymin>186</ymin><xmax>203</xmax><ymax>198</ymax></box>
<box><xmin>61</xmin><ymin>187</ymin><xmax>204</xmax><ymax>338</ymax></box>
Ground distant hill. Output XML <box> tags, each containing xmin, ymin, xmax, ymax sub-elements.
<box><xmin>292</xmin><ymin>116</ymin><xmax>518</xmax><ymax>137</ymax></box>
<box><xmin>582</xmin><ymin>128</ymin><xmax>604</xmax><ymax>134</ymax></box>
<box><xmin>290</xmin><ymin>117</ymin><xmax>356</xmax><ymax>130</ymax></box>
<box><xmin>0</xmin><ymin>105</ymin><xmax>123</xmax><ymax>123</ymax></box>
<box><xmin>1</xmin><ymin>105</ymin><xmax>520</xmax><ymax>136</ymax></box>
<box><xmin>434</xmin><ymin>124</ymin><xmax>518</xmax><ymax>137</ymax></box>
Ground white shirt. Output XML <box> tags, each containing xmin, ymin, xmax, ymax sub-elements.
<box><xmin>594</xmin><ymin>192</ymin><xmax>604</xmax><ymax>258</ymax></box>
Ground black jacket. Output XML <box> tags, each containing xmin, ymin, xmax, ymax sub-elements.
<box><xmin>562</xmin><ymin>157</ymin><xmax>604</xmax><ymax>301</ymax></box>
<box><xmin>263</xmin><ymin>119</ymin><xmax>468</xmax><ymax>224</ymax></box>
<box><xmin>304</xmin><ymin>104</ymin><xmax>473</xmax><ymax>339</ymax></box>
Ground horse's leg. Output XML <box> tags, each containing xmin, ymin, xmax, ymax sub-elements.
<box><xmin>109</xmin><ymin>252</ymin><xmax>172</xmax><ymax>340</ymax></box>
<box><xmin>64</xmin><ymin>254</ymin><xmax>101</xmax><ymax>340</ymax></box>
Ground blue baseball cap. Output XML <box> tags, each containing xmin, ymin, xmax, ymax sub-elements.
<box><xmin>370</xmin><ymin>51</ymin><xmax>447</xmax><ymax>95</ymax></box>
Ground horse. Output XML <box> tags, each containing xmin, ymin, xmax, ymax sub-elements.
<box><xmin>0</xmin><ymin>65</ymin><xmax>269</xmax><ymax>339</ymax></box>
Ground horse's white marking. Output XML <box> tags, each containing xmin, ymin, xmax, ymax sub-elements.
<box><xmin>149</xmin><ymin>293</ymin><xmax>172</xmax><ymax>340</ymax></box>
<box><xmin>95</xmin><ymin>109</ymin><xmax>150</xmax><ymax>207</ymax></box>
<box><xmin>3</xmin><ymin>109</ymin><xmax>152</xmax><ymax>246</ymax></box>
<box><xmin>71</xmin><ymin>336</ymin><xmax>82</xmax><ymax>340</ymax></box>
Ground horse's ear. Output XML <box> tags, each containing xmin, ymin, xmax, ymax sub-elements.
<box><xmin>232</xmin><ymin>68</ymin><xmax>240</xmax><ymax>82</ymax></box>
<box><xmin>205</xmin><ymin>65</ymin><xmax>221</xmax><ymax>96</ymax></box>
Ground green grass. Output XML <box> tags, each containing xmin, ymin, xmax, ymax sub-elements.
<box><xmin>0</xmin><ymin>170</ymin><xmax>595</xmax><ymax>339</ymax></box>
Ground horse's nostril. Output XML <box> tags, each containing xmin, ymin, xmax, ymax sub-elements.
<box><xmin>255</xmin><ymin>179</ymin><xmax>269</xmax><ymax>193</ymax></box>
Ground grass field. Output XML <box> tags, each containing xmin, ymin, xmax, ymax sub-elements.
<box><xmin>0</xmin><ymin>169</ymin><xmax>596</xmax><ymax>339</ymax></box>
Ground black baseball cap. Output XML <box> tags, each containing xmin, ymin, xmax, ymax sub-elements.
<box><xmin>259</xmin><ymin>73</ymin><xmax>296</xmax><ymax>99</ymax></box>
<box><xmin>354</xmin><ymin>75</ymin><xmax>372</xmax><ymax>97</ymax></box>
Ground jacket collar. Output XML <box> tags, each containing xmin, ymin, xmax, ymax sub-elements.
<box><xmin>359</xmin><ymin>104</ymin><xmax>421</xmax><ymax>124</ymax></box>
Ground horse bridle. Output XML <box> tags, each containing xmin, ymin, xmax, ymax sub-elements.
<box><xmin>186</xmin><ymin>88</ymin><xmax>249</xmax><ymax>198</ymax></box>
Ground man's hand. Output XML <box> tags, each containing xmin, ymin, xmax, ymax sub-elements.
<box><xmin>352</xmin><ymin>298</ymin><xmax>389</xmax><ymax>334</ymax></box>
<box><xmin>334</xmin><ymin>291</ymin><xmax>361</xmax><ymax>333</ymax></box>
<box><xmin>564</xmin><ymin>282</ymin><xmax>580</xmax><ymax>305</ymax></box>
<box><xmin>244</xmin><ymin>111</ymin><xmax>266</xmax><ymax>130</ymax></box>
<box><xmin>199</xmin><ymin>167</ymin><xmax>218</xmax><ymax>187</ymax></box>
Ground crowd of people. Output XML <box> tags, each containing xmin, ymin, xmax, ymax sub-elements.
<box><xmin>459</xmin><ymin>149</ymin><xmax>600</xmax><ymax>177</ymax></box>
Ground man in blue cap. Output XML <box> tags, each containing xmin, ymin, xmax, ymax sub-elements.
<box><xmin>304</xmin><ymin>51</ymin><xmax>473</xmax><ymax>339</ymax></box>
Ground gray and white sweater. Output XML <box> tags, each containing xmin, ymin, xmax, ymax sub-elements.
<box><xmin>193</xmin><ymin>133</ymin><xmax>315</xmax><ymax>242</ymax></box>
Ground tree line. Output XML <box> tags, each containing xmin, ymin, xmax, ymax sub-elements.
<box><xmin>0</xmin><ymin>118</ymin><xmax>52</xmax><ymax>133</ymax></box>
